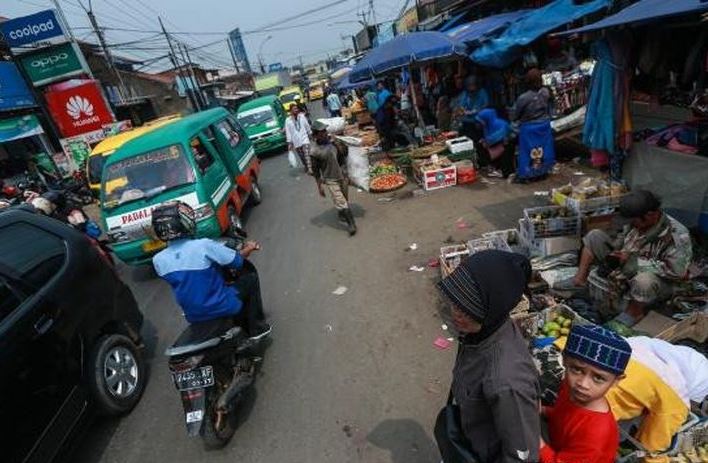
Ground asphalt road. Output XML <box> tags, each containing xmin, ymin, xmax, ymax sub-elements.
<box><xmin>73</xmin><ymin>102</ymin><xmax>567</xmax><ymax>463</ymax></box>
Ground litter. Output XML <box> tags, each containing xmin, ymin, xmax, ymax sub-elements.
<box><xmin>408</xmin><ymin>243</ymin><xmax>418</xmax><ymax>251</ymax></box>
<box><xmin>377</xmin><ymin>196</ymin><xmax>396</xmax><ymax>203</ymax></box>
<box><xmin>573</xmin><ymin>171</ymin><xmax>585</xmax><ymax>176</ymax></box>
<box><xmin>428</xmin><ymin>258</ymin><xmax>440</xmax><ymax>268</ymax></box>
<box><xmin>332</xmin><ymin>286</ymin><xmax>348</xmax><ymax>296</ymax></box>
<box><xmin>447</xmin><ymin>337</ymin><xmax>455</xmax><ymax>342</ymax></box>
<box><xmin>534</xmin><ymin>191</ymin><xmax>549</xmax><ymax>196</ymax></box>
<box><xmin>409</xmin><ymin>265</ymin><xmax>425</xmax><ymax>272</ymax></box>
<box><xmin>441</xmin><ymin>324</ymin><xmax>448</xmax><ymax>331</ymax></box>
<box><xmin>455</xmin><ymin>218</ymin><xmax>470</xmax><ymax>229</ymax></box>
<box><xmin>433</xmin><ymin>336</ymin><xmax>452</xmax><ymax>350</ymax></box>
<box><xmin>325</xmin><ymin>324</ymin><xmax>333</xmax><ymax>332</ymax></box>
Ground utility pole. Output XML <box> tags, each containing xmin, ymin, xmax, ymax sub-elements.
<box><xmin>369</xmin><ymin>0</ymin><xmax>377</xmax><ymax>27</ymax></box>
<box><xmin>80</xmin><ymin>0</ymin><xmax>126</xmax><ymax>103</ymax></box>
<box><xmin>226</xmin><ymin>39</ymin><xmax>240</xmax><ymax>74</ymax></box>
<box><xmin>49</xmin><ymin>0</ymin><xmax>76</xmax><ymax>40</ymax></box>
<box><xmin>179</xmin><ymin>42</ymin><xmax>204</xmax><ymax>108</ymax></box>
<box><xmin>159</xmin><ymin>17</ymin><xmax>199</xmax><ymax>112</ymax></box>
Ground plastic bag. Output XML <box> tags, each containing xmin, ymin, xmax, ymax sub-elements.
<box><xmin>346</xmin><ymin>145</ymin><xmax>370</xmax><ymax>191</ymax></box>
<box><xmin>288</xmin><ymin>150</ymin><xmax>302</xmax><ymax>169</ymax></box>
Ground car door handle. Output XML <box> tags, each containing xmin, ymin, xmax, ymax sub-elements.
<box><xmin>34</xmin><ymin>315</ymin><xmax>54</xmax><ymax>335</ymax></box>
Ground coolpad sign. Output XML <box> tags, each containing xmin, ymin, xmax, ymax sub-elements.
<box><xmin>0</xmin><ymin>10</ymin><xmax>67</xmax><ymax>51</ymax></box>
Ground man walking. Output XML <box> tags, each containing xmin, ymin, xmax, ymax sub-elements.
<box><xmin>310</xmin><ymin>121</ymin><xmax>357</xmax><ymax>236</ymax></box>
<box><xmin>285</xmin><ymin>104</ymin><xmax>312</xmax><ymax>174</ymax></box>
<box><xmin>326</xmin><ymin>91</ymin><xmax>343</xmax><ymax>117</ymax></box>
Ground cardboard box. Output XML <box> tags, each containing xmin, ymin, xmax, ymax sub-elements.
<box><xmin>656</xmin><ymin>312</ymin><xmax>708</xmax><ymax>343</ymax></box>
<box><xmin>632</xmin><ymin>311</ymin><xmax>678</xmax><ymax>337</ymax></box>
<box><xmin>421</xmin><ymin>166</ymin><xmax>456</xmax><ymax>191</ymax></box>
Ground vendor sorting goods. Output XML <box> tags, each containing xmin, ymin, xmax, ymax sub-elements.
<box><xmin>375</xmin><ymin>96</ymin><xmax>417</xmax><ymax>150</ymax></box>
<box><xmin>476</xmin><ymin>108</ymin><xmax>515</xmax><ymax>178</ymax></box>
<box><xmin>438</xmin><ymin>250</ymin><xmax>541</xmax><ymax>463</ymax></box>
<box><xmin>563</xmin><ymin>190</ymin><xmax>693</xmax><ymax>326</ymax></box>
<box><xmin>310</xmin><ymin>121</ymin><xmax>357</xmax><ymax>236</ymax></box>
<box><xmin>541</xmin><ymin>324</ymin><xmax>632</xmax><ymax>463</ymax></box>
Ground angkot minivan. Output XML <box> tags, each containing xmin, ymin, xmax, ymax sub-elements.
<box><xmin>100</xmin><ymin>108</ymin><xmax>261</xmax><ymax>265</ymax></box>
<box><xmin>236</xmin><ymin>95</ymin><xmax>287</xmax><ymax>156</ymax></box>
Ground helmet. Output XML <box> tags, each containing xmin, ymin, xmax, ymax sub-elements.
<box><xmin>294</xmin><ymin>94</ymin><xmax>302</xmax><ymax>101</ymax></box>
<box><xmin>151</xmin><ymin>201</ymin><xmax>196</xmax><ymax>241</ymax></box>
<box><xmin>31</xmin><ymin>197</ymin><xmax>56</xmax><ymax>215</ymax></box>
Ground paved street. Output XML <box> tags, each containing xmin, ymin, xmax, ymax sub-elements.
<box><xmin>72</xmin><ymin>139</ymin><xmax>565</xmax><ymax>463</ymax></box>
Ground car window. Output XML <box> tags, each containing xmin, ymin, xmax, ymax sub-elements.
<box><xmin>190</xmin><ymin>137</ymin><xmax>214</xmax><ymax>174</ymax></box>
<box><xmin>215</xmin><ymin>120</ymin><xmax>241</xmax><ymax>148</ymax></box>
<box><xmin>227</xmin><ymin>117</ymin><xmax>247</xmax><ymax>139</ymax></box>
<box><xmin>0</xmin><ymin>277</ymin><xmax>24</xmax><ymax>323</ymax></box>
<box><xmin>0</xmin><ymin>222</ymin><xmax>66</xmax><ymax>291</ymax></box>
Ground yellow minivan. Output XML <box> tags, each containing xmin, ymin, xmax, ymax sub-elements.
<box><xmin>278</xmin><ymin>85</ymin><xmax>304</xmax><ymax>111</ymax></box>
<box><xmin>87</xmin><ymin>115</ymin><xmax>181</xmax><ymax>195</ymax></box>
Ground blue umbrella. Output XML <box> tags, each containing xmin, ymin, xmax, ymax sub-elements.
<box><xmin>349</xmin><ymin>31</ymin><xmax>467</xmax><ymax>83</ymax></box>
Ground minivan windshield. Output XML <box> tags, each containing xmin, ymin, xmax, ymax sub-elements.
<box><xmin>88</xmin><ymin>154</ymin><xmax>108</xmax><ymax>184</ymax></box>
<box><xmin>102</xmin><ymin>144</ymin><xmax>195</xmax><ymax>209</ymax></box>
<box><xmin>238</xmin><ymin>106</ymin><xmax>275</xmax><ymax>129</ymax></box>
<box><xmin>280</xmin><ymin>92</ymin><xmax>298</xmax><ymax>103</ymax></box>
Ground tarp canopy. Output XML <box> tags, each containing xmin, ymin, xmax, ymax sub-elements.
<box><xmin>349</xmin><ymin>31</ymin><xmax>467</xmax><ymax>83</ymax></box>
<box><xmin>470</xmin><ymin>0</ymin><xmax>611</xmax><ymax>68</ymax></box>
<box><xmin>446</xmin><ymin>10</ymin><xmax>529</xmax><ymax>45</ymax></box>
<box><xmin>438</xmin><ymin>11</ymin><xmax>469</xmax><ymax>32</ymax></box>
<box><xmin>0</xmin><ymin>115</ymin><xmax>44</xmax><ymax>143</ymax></box>
<box><xmin>560</xmin><ymin>0</ymin><xmax>708</xmax><ymax>35</ymax></box>
<box><xmin>335</xmin><ymin>74</ymin><xmax>376</xmax><ymax>91</ymax></box>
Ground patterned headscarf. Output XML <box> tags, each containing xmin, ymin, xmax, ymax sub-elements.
<box><xmin>564</xmin><ymin>324</ymin><xmax>632</xmax><ymax>375</ymax></box>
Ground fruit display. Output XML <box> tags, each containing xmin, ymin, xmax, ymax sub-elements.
<box><xmin>370</xmin><ymin>173</ymin><xmax>407</xmax><ymax>192</ymax></box>
<box><xmin>541</xmin><ymin>314</ymin><xmax>573</xmax><ymax>338</ymax></box>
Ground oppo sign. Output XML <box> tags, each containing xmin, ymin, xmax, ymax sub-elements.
<box><xmin>20</xmin><ymin>42</ymin><xmax>84</xmax><ymax>86</ymax></box>
<box><xmin>0</xmin><ymin>9</ymin><xmax>66</xmax><ymax>50</ymax></box>
<box><xmin>30</xmin><ymin>51</ymin><xmax>68</xmax><ymax>68</ymax></box>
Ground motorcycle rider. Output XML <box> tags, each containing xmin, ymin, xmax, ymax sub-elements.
<box><xmin>151</xmin><ymin>201</ymin><xmax>271</xmax><ymax>340</ymax></box>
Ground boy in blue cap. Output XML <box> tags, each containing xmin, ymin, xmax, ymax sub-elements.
<box><xmin>540</xmin><ymin>324</ymin><xmax>632</xmax><ymax>463</ymax></box>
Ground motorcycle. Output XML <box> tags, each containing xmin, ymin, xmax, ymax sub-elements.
<box><xmin>165</xmin><ymin>255</ymin><xmax>265</xmax><ymax>449</ymax></box>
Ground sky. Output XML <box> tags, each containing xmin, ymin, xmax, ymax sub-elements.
<box><xmin>3</xmin><ymin>0</ymin><xmax>406</xmax><ymax>72</ymax></box>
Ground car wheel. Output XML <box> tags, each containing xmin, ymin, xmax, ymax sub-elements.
<box><xmin>226</xmin><ymin>205</ymin><xmax>246</xmax><ymax>240</ymax></box>
<box><xmin>88</xmin><ymin>334</ymin><xmax>146</xmax><ymax>416</ymax></box>
<box><xmin>248</xmin><ymin>178</ymin><xmax>262</xmax><ymax>206</ymax></box>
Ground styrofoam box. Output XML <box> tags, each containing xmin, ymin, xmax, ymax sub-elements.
<box><xmin>445</xmin><ymin>136</ymin><xmax>475</xmax><ymax>154</ymax></box>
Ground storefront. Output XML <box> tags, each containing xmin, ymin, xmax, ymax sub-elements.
<box><xmin>0</xmin><ymin>114</ymin><xmax>64</xmax><ymax>183</ymax></box>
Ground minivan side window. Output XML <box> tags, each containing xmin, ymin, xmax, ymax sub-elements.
<box><xmin>215</xmin><ymin>120</ymin><xmax>241</xmax><ymax>148</ymax></box>
<box><xmin>0</xmin><ymin>277</ymin><xmax>24</xmax><ymax>323</ymax></box>
<box><xmin>227</xmin><ymin>117</ymin><xmax>247</xmax><ymax>140</ymax></box>
<box><xmin>190</xmin><ymin>137</ymin><xmax>214</xmax><ymax>174</ymax></box>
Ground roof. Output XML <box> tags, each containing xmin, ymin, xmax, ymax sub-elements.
<box><xmin>105</xmin><ymin>108</ymin><xmax>231</xmax><ymax>165</ymax></box>
<box><xmin>90</xmin><ymin>115</ymin><xmax>181</xmax><ymax>156</ymax></box>
<box><xmin>560</xmin><ymin>0</ymin><xmax>708</xmax><ymax>35</ymax></box>
<box><xmin>236</xmin><ymin>95</ymin><xmax>280</xmax><ymax>112</ymax></box>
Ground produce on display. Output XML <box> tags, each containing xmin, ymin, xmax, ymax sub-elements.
<box><xmin>369</xmin><ymin>173</ymin><xmax>407</xmax><ymax>192</ymax></box>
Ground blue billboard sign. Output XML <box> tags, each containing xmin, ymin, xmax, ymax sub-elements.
<box><xmin>268</xmin><ymin>63</ymin><xmax>284</xmax><ymax>73</ymax></box>
<box><xmin>0</xmin><ymin>62</ymin><xmax>36</xmax><ymax>111</ymax></box>
<box><xmin>228</xmin><ymin>28</ymin><xmax>252</xmax><ymax>73</ymax></box>
<box><xmin>0</xmin><ymin>9</ymin><xmax>67</xmax><ymax>53</ymax></box>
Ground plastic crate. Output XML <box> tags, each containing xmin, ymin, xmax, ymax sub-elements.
<box><xmin>439</xmin><ymin>244</ymin><xmax>469</xmax><ymax>277</ymax></box>
<box><xmin>554</xmin><ymin>191</ymin><xmax>627</xmax><ymax>214</ymax></box>
<box><xmin>466</xmin><ymin>236</ymin><xmax>511</xmax><ymax>256</ymax></box>
<box><xmin>587</xmin><ymin>268</ymin><xmax>626</xmax><ymax>318</ymax></box>
<box><xmin>445</xmin><ymin>136</ymin><xmax>474</xmax><ymax>154</ymax></box>
<box><xmin>523</xmin><ymin>205</ymin><xmax>581</xmax><ymax>238</ymax></box>
<box><xmin>519</xmin><ymin>219</ymin><xmax>580</xmax><ymax>257</ymax></box>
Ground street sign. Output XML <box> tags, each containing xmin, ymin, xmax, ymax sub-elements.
<box><xmin>20</xmin><ymin>42</ymin><xmax>86</xmax><ymax>86</ymax></box>
<box><xmin>228</xmin><ymin>28</ymin><xmax>252</xmax><ymax>73</ymax></box>
<box><xmin>268</xmin><ymin>63</ymin><xmax>284</xmax><ymax>73</ymax></box>
<box><xmin>0</xmin><ymin>9</ymin><xmax>68</xmax><ymax>54</ymax></box>
<box><xmin>0</xmin><ymin>62</ymin><xmax>36</xmax><ymax>110</ymax></box>
<box><xmin>45</xmin><ymin>80</ymin><xmax>115</xmax><ymax>138</ymax></box>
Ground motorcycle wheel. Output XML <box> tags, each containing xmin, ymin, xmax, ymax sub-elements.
<box><xmin>200</xmin><ymin>368</ymin><xmax>237</xmax><ymax>450</ymax></box>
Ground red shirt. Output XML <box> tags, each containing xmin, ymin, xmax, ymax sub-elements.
<box><xmin>540</xmin><ymin>382</ymin><xmax>619</xmax><ymax>463</ymax></box>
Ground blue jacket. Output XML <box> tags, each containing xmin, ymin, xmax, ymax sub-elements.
<box><xmin>458</xmin><ymin>88</ymin><xmax>490</xmax><ymax>122</ymax></box>
<box><xmin>476</xmin><ymin>108</ymin><xmax>511</xmax><ymax>146</ymax></box>
<box><xmin>153</xmin><ymin>238</ymin><xmax>243</xmax><ymax>323</ymax></box>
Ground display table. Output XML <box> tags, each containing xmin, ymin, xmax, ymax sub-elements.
<box><xmin>624</xmin><ymin>141</ymin><xmax>708</xmax><ymax>226</ymax></box>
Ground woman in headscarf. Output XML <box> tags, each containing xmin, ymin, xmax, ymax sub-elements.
<box><xmin>476</xmin><ymin>108</ymin><xmax>515</xmax><ymax>178</ymax></box>
<box><xmin>454</xmin><ymin>75</ymin><xmax>490</xmax><ymax>142</ymax></box>
<box><xmin>438</xmin><ymin>250</ymin><xmax>540</xmax><ymax>463</ymax></box>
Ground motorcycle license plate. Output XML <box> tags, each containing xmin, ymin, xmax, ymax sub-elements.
<box><xmin>173</xmin><ymin>366</ymin><xmax>214</xmax><ymax>391</ymax></box>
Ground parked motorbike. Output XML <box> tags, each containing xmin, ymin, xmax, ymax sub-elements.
<box><xmin>165</xmin><ymin>256</ymin><xmax>265</xmax><ymax>449</ymax></box>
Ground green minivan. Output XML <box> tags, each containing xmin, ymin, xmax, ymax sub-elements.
<box><xmin>236</xmin><ymin>95</ymin><xmax>287</xmax><ymax>155</ymax></box>
<box><xmin>100</xmin><ymin>107</ymin><xmax>262</xmax><ymax>266</ymax></box>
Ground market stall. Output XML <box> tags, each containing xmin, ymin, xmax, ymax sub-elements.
<box><xmin>0</xmin><ymin>114</ymin><xmax>65</xmax><ymax>183</ymax></box>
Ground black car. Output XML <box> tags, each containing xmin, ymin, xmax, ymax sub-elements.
<box><xmin>0</xmin><ymin>209</ymin><xmax>146</xmax><ymax>463</ymax></box>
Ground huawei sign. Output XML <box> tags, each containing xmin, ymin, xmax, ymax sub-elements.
<box><xmin>45</xmin><ymin>80</ymin><xmax>114</xmax><ymax>137</ymax></box>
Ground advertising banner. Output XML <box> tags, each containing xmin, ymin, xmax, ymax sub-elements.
<box><xmin>20</xmin><ymin>42</ymin><xmax>86</xmax><ymax>86</ymax></box>
<box><xmin>0</xmin><ymin>62</ymin><xmax>36</xmax><ymax>110</ymax></box>
<box><xmin>0</xmin><ymin>115</ymin><xmax>44</xmax><ymax>143</ymax></box>
<box><xmin>0</xmin><ymin>9</ymin><xmax>68</xmax><ymax>54</ymax></box>
<box><xmin>228</xmin><ymin>28</ymin><xmax>252</xmax><ymax>73</ymax></box>
<box><xmin>45</xmin><ymin>80</ymin><xmax>115</xmax><ymax>138</ymax></box>
<box><xmin>60</xmin><ymin>137</ymin><xmax>92</xmax><ymax>166</ymax></box>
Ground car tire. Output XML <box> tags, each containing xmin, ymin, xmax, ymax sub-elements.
<box><xmin>88</xmin><ymin>334</ymin><xmax>146</xmax><ymax>416</ymax></box>
<box><xmin>226</xmin><ymin>205</ymin><xmax>246</xmax><ymax>240</ymax></box>
<box><xmin>248</xmin><ymin>178</ymin><xmax>262</xmax><ymax>206</ymax></box>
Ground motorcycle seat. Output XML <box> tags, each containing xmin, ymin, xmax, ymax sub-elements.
<box><xmin>165</xmin><ymin>318</ymin><xmax>243</xmax><ymax>357</ymax></box>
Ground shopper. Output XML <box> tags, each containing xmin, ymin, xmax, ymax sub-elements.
<box><xmin>285</xmin><ymin>104</ymin><xmax>313</xmax><ymax>174</ymax></box>
<box><xmin>364</xmin><ymin>85</ymin><xmax>379</xmax><ymax>116</ymax></box>
<box><xmin>540</xmin><ymin>324</ymin><xmax>631</xmax><ymax>463</ymax></box>
<box><xmin>376</xmin><ymin>81</ymin><xmax>392</xmax><ymax>108</ymax></box>
<box><xmin>437</xmin><ymin>250</ymin><xmax>540</xmax><ymax>463</ymax></box>
<box><xmin>326</xmin><ymin>91</ymin><xmax>343</xmax><ymax>117</ymax></box>
<box><xmin>513</xmin><ymin>69</ymin><xmax>552</xmax><ymax>124</ymax></box>
<box><xmin>309</xmin><ymin>121</ymin><xmax>356</xmax><ymax>236</ymax></box>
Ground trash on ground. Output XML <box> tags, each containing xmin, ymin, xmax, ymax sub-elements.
<box><xmin>573</xmin><ymin>171</ymin><xmax>585</xmax><ymax>176</ymax></box>
<box><xmin>332</xmin><ymin>286</ymin><xmax>348</xmax><ymax>296</ymax></box>
<box><xmin>534</xmin><ymin>191</ymin><xmax>549</xmax><ymax>196</ymax></box>
<box><xmin>433</xmin><ymin>336</ymin><xmax>452</xmax><ymax>350</ymax></box>
<box><xmin>455</xmin><ymin>218</ymin><xmax>470</xmax><ymax>229</ymax></box>
<box><xmin>409</xmin><ymin>265</ymin><xmax>425</xmax><ymax>272</ymax></box>
<box><xmin>428</xmin><ymin>258</ymin><xmax>440</xmax><ymax>268</ymax></box>
<box><xmin>377</xmin><ymin>196</ymin><xmax>396</xmax><ymax>203</ymax></box>
<box><xmin>407</xmin><ymin>243</ymin><xmax>418</xmax><ymax>251</ymax></box>
<box><xmin>441</xmin><ymin>323</ymin><xmax>448</xmax><ymax>331</ymax></box>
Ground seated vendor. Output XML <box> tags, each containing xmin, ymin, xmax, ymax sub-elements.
<box><xmin>565</xmin><ymin>190</ymin><xmax>693</xmax><ymax>326</ymax></box>
<box><xmin>541</xmin><ymin>324</ymin><xmax>631</xmax><ymax>463</ymax></box>
<box><xmin>454</xmin><ymin>75</ymin><xmax>489</xmax><ymax>142</ymax></box>
<box><xmin>375</xmin><ymin>96</ymin><xmax>416</xmax><ymax>150</ymax></box>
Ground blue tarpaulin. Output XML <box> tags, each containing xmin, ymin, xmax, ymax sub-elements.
<box><xmin>335</xmin><ymin>74</ymin><xmax>376</xmax><ymax>91</ymax></box>
<box><xmin>471</xmin><ymin>0</ymin><xmax>611</xmax><ymax>68</ymax></box>
<box><xmin>349</xmin><ymin>31</ymin><xmax>467</xmax><ymax>83</ymax></box>
<box><xmin>561</xmin><ymin>0</ymin><xmax>708</xmax><ymax>35</ymax></box>
<box><xmin>438</xmin><ymin>11</ymin><xmax>469</xmax><ymax>32</ymax></box>
<box><xmin>446</xmin><ymin>11</ymin><xmax>529</xmax><ymax>45</ymax></box>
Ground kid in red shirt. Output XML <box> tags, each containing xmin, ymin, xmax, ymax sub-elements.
<box><xmin>540</xmin><ymin>324</ymin><xmax>632</xmax><ymax>463</ymax></box>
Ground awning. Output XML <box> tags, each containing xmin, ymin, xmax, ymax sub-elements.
<box><xmin>470</xmin><ymin>0</ymin><xmax>611</xmax><ymax>68</ymax></box>
<box><xmin>438</xmin><ymin>11</ymin><xmax>469</xmax><ymax>32</ymax></box>
<box><xmin>446</xmin><ymin>10</ymin><xmax>529</xmax><ymax>45</ymax></box>
<box><xmin>335</xmin><ymin>74</ymin><xmax>376</xmax><ymax>91</ymax></box>
<box><xmin>560</xmin><ymin>0</ymin><xmax>708</xmax><ymax>35</ymax></box>
<box><xmin>0</xmin><ymin>115</ymin><xmax>44</xmax><ymax>143</ymax></box>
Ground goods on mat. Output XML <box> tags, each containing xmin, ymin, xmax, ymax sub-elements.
<box><xmin>408</xmin><ymin>142</ymin><xmax>448</xmax><ymax>159</ymax></box>
<box><xmin>369</xmin><ymin>173</ymin><xmax>407</xmax><ymax>192</ymax></box>
<box><xmin>541</xmin><ymin>314</ymin><xmax>573</xmax><ymax>338</ymax></box>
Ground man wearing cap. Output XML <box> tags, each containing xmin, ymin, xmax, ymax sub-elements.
<box><xmin>540</xmin><ymin>324</ymin><xmax>631</xmax><ymax>463</ymax></box>
<box><xmin>568</xmin><ymin>190</ymin><xmax>693</xmax><ymax>325</ymax></box>
<box><xmin>310</xmin><ymin>121</ymin><xmax>357</xmax><ymax>236</ymax></box>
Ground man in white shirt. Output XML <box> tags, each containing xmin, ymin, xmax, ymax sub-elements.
<box><xmin>285</xmin><ymin>104</ymin><xmax>313</xmax><ymax>174</ymax></box>
<box><xmin>326</xmin><ymin>91</ymin><xmax>342</xmax><ymax>117</ymax></box>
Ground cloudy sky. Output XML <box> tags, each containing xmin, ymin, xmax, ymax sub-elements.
<box><xmin>3</xmin><ymin>0</ymin><xmax>405</xmax><ymax>71</ymax></box>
